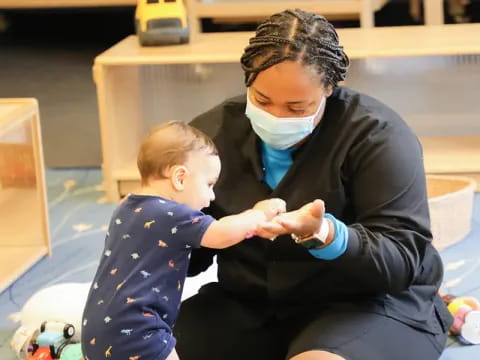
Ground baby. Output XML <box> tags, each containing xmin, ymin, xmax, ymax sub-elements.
<box><xmin>81</xmin><ymin>121</ymin><xmax>286</xmax><ymax>360</ymax></box>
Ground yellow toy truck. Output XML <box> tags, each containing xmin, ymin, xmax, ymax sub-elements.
<box><xmin>135</xmin><ymin>0</ymin><xmax>189</xmax><ymax>46</ymax></box>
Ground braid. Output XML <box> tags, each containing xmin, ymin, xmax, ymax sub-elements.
<box><xmin>240</xmin><ymin>9</ymin><xmax>350</xmax><ymax>88</ymax></box>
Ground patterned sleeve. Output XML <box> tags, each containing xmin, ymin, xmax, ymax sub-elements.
<box><xmin>171</xmin><ymin>203</ymin><xmax>215</xmax><ymax>248</ymax></box>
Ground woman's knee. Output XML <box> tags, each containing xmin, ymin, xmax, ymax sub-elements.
<box><xmin>289</xmin><ymin>350</ymin><xmax>346</xmax><ymax>360</ymax></box>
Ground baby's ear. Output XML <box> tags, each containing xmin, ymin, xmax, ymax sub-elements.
<box><xmin>172</xmin><ymin>165</ymin><xmax>188</xmax><ymax>191</ymax></box>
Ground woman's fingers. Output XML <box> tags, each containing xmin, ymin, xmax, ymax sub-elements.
<box><xmin>303</xmin><ymin>199</ymin><xmax>324</xmax><ymax>218</ymax></box>
<box><xmin>275</xmin><ymin>216</ymin><xmax>298</xmax><ymax>233</ymax></box>
<box><xmin>255</xmin><ymin>200</ymin><xmax>325</xmax><ymax>239</ymax></box>
<box><xmin>255</xmin><ymin>220</ymin><xmax>288</xmax><ymax>240</ymax></box>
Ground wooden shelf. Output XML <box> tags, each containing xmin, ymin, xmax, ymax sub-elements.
<box><xmin>421</xmin><ymin>136</ymin><xmax>480</xmax><ymax>174</ymax></box>
<box><xmin>0</xmin><ymin>188</ymin><xmax>45</xmax><ymax>246</ymax></box>
<box><xmin>108</xmin><ymin>136</ymin><xmax>480</xmax><ymax>198</ymax></box>
<box><xmin>94</xmin><ymin>24</ymin><xmax>480</xmax><ymax>201</ymax></box>
<box><xmin>0</xmin><ymin>0</ymin><xmax>135</xmax><ymax>8</ymax></box>
<box><xmin>112</xmin><ymin>159</ymin><xmax>139</xmax><ymax>180</ymax></box>
<box><xmin>0</xmin><ymin>99</ymin><xmax>50</xmax><ymax>293</ymax></box>
<box><xmin>0</xmin><ymin>246</ymin><xmax>49</xmax><ymax>293</ymax></box>
<box><xmin>95</xmin><ymin>23</ymin><xmax>480</xmax><ymax>67</ymax></box>
<box><xmin>192</xmin><ymin>0</ymin><xmax>385</xmax><ymax>18</ymax></box>
<box><xmin>421</xmin><ymin>136</ymin><xmax>480</xmax><ymax>191</ymax></box>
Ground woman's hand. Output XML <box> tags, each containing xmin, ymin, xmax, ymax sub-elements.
<box><xmin>254</xmin><ymin>220</ymin><xmax>288</xmax><ymax>240</ymax></box>
<box><xmin>253</xmin><ymin>199</ymin><xmax>326</xmax><ymax>241</ymax></box>
<box><xmin>274</xmin><ymin>199</ymin><xmax>325</xmax><ymax>237</ymax></box>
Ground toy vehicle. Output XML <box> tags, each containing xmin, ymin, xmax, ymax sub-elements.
<box><xmin>28</xmin><ymin>322</ymin><xmax>76</xmax><ymax>359</ymax></box>
<box><xmin>40</xmin><ymin>321</ymin><xmax>75</xmax><ymax>339</ymax></box>
<box><xmin>135</xmin><ymin>0</ymin><xmax>189</xmax><ymax>46</ymax></box>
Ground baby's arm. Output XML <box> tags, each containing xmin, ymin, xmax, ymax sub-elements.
<box><xmin>200</xmin><ymin>198</ymin><xmax>286</xmax><ymax>249</ymax></box>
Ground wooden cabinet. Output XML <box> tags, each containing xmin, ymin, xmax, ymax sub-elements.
<box><xmin>93</xmin><ymin>24</ymin><xmax>480</xmax><ymax>202</ymax></box>
<box><xmin>0</xmin><ymin>99</ymin><xmax>51</xmax><ymax>293</ymax></box>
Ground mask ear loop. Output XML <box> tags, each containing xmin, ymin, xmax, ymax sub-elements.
<box><xmin>314</xmin><ymin>96</ymin><xmax>326</xmax><ymax>118</ymax></box>
<box><xmin>310</xmin><ymin>96</ymin><xmax>327</xmax><ymax>128</ymax></box>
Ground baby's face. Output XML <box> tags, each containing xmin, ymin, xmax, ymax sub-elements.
<box><xmin>180</xmin><ymin>152</ymin><xmax>221</xmax><ymax>210</ymax></box>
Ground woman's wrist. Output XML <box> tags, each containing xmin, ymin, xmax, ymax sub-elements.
<box><xmin>308</xmin><ymin>214</ymin><xmax>349</xmax><ymax>260</ymax></box>
<box><xmin>292</xmin><ymin>217</ymin><xmax>334</xmax><ymax>249</ymax></box>
<box><xmin>323</xmin><ymin>218</ymin><xmax>335</xmax><ymax>245</ymax></box>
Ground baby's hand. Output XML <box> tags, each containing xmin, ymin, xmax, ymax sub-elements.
<box><xmin>253</xmin><ymin>198</ymin><xmax>286</xmax><ymax>221</ymax></box>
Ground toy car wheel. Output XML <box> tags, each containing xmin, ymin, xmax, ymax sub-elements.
<box><xmin>180</xmin><ymin>35</ymin><xmax>189</xmax><ymax>44</ymax></box>
<box><xmin>53</xmin><ymin>341</ymin><xmax>70</xmax><ymax>359</ymax></box>
<box><xmin>63</xmin><ymin>324</ymin><xmax>75</xmax><ymax>339</ymax></box>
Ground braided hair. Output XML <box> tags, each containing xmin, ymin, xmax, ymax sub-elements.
<box><xmin>240</xmin><ymin>9</ymin><xmax>350</xmax><ymax>88</ymax></box>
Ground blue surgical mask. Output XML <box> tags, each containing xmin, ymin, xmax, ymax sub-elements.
<box><xmin>245</xmin><ymin>91</ymin><xmax>325</xmax><ymax>150</ymax></box>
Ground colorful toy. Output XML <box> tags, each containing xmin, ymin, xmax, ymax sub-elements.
<box><xmin>135</xmin><ymin>0</ymin><xmax>189</xmax><ymax>46</ymax></box>
<box><xmin>442</xmin><ymin>294</ymin><xmax>480</xmax><ymax>345</ymax></box>
<box><xmin>37</xmin><ymin>321</ymin><xmax>75</xmax><ymax>358</ymax></box>
<box><xmin>25</xmin><ymin>321</ymin><xmax>76</xmax><ymax>359</ymax></box>
<box><xmin>58</xmin><ymin>343</ymin><xmax>83</xmax><ymax>360</ymax></box>
<box><xmin>9</xmin><ymin>282</ymin><xmax>90</xmax><ymax>358</ymax></box>
<box><xmin>40</xmin><ymin>321</ymin><xmax>75</xmax><ymax>340</ymax></box>
<box><xmin>25</xmin><ymin>346</ymin><xmax>54</xmax><ymax>360</ymax></box>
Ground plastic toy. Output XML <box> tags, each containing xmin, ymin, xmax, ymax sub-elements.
<box><xmin>135</xmin><ymin>0</ymin><xmax>189</xmax><ymax>46</ymax></box>
<box><xmin>58</xmin><ymin>343</ymin><xmax>83</xmax><ymax>360</ymax></box>
<box><xmin>40</xmin><ymin>322</ymin><xmax>75</xmax><ymax>339</ymax></box>
<box><xmin>25</xmin><ymin>321</ymin><xmax>76</xmax><ymax>359</ymax></box>
<box><xmin>37</xmin><ymin>321</ymin><xmax>75</xmax><ymax>358</ymax></box>
<box><xmin>442</xmin><ymin>294</ymin><xmax>480</xmax><ymax>345</ymax></box>
<box><xmin>9</xmin><ymin>282</ymin><xmax>90</xmax><ymax>358</ymax></box>
<box><xmin>25</xmin><ymin>346</ymin><xmax>54</xmax><ymax>360</ymax></box>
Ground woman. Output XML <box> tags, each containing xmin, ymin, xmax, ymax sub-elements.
<box><xmin>174</xmin><ymin>9</ymin><xmax>452</xmax><ymax>360</ymax></box>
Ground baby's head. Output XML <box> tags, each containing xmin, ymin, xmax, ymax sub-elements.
<box><xmin>137</xmin><ymin>121</ymin><xmax>220</xmax><ymax>210</ymax></box>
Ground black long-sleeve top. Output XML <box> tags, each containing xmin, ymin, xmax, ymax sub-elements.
<box><xmin>188</xmin><ymin>86</ymin><xmax>452</xmax><ymax>335</ymax></box>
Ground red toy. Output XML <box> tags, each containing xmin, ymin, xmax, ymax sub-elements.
<box><xmin>26</xmin><ymin>346</ymin><xmax>54</xmax><ymax>360</ymax></box>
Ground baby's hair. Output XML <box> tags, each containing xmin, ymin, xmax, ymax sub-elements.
<box><xmin>240</xmin><ymin>9</ymin><xmax>349</xmax><ymax>88</ymax></box>
<box><xmin>137</xmin><ymin>121</ymin><xmax>218</xmax><ymax>186</ymax></box>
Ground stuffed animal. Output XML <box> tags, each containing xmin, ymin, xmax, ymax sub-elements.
<box><xmin>442</xmin><ymin>294</ymin><xmax>480</xmax><ymax>345</ymax></box>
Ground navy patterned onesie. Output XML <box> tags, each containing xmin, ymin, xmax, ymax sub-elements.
<box><xmin>81</xmin><ymin>194</ymin><xmax>214</xmax><ymax>360</ymax></box>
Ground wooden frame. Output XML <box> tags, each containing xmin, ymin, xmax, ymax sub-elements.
<box><xmin>185</xmin><ymin>0</ymin><xmax>388</xmax><ymax>37</ymax></box>
<box><xmin>0</xmin><ymin>0</ymin><xmax>136</xmax><ymax>8</ymax></box>
<box><xmin>0</xmin><ymin>1</ymin><xmax>447</xmax><ymax>27</ymax></box>
<box><xmin>0</xmin><ymin>98</ymin><xmax>51</xmax><ymax>293</ymax></box>
<box><xmin>93</xmin><ymin>23</ymin><xmax>480</xmax><ymax>201</ymax></box>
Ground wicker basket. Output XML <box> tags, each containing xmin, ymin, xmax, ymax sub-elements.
<box><xmin>427</xmin><ymin>175</ymin><xmax>477</xmax><ymax>251</ymax></box>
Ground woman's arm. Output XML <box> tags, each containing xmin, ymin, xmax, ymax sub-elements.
<box><xmin>269</xmin><ymin>121</ymin><xmax>434</xmax><ymax>296</ymax></box>
<box><xmin>337</xmin><ymin>123</ymin><xmax>433</xmax><ymax>295</ymax></box>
